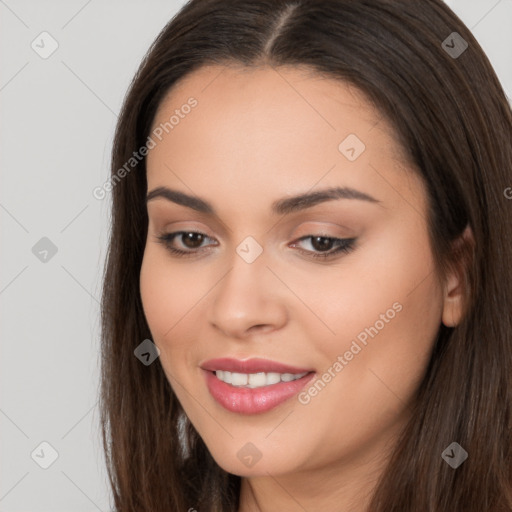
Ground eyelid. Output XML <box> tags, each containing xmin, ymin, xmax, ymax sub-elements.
<box><xmin>292</xmin><ymin>221</ymin><xmax>357</xmax><ymax>239</ymax></box>
<box><xmin>153</xmin><ymin>221</ymin><xmax>216</xmax><ymax>242</ymax></box>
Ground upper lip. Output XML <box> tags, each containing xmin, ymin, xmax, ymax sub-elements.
<box><xmin>201</xmin><ymin>357</ymin><xmax>314</xmax><ymax>374</ymax></box>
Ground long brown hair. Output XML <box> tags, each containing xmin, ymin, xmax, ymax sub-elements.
<box><xmin>99</xmin><ymin>0</ymin><xmax>512</xmax><ymax>510</ymax></box>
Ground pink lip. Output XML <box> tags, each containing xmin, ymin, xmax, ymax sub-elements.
<box><xmin>203</xmin><ymin>370</ymin><xmax>316</xmax><ymax>414</ymax></box>
<box><xmin>200</xmin><ymin>357</ymin><xmax>313</xmax><ymax>374</ymax></box>
<box><xmin>201</xmin><ymin>358</ymin><xmax>316</xmax><ymax>414</ymax></box>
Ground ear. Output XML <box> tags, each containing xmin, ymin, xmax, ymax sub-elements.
<box><xmin>441</xmin><ymin>224</ymin><xmax>474</xmax><ymax>327</ymax></box>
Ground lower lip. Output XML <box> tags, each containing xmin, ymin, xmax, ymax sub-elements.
<box><xmin>203</xmin><ymin>369</ymin><xmax>316</xmax><ymax>414</ymax></box>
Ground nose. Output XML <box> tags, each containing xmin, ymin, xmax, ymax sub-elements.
<box><xmin>207</xmin><ymin>251</ymin><xmax>288</xmax><ymax>340</ymax></box>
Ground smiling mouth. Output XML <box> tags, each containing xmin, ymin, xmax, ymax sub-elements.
<box><xmin>212</xmin><ymin>369</ymin><xmax>311</xmax><ymax>388</ymax></box>
<box><xmin>202</xmin><ymin>368</ymin><xmax>316</xmax><ymax>414</ymax></box>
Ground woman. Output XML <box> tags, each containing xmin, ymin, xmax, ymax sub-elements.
<box><xmin>99</xmin><ymin>0</ymin><xmax>512</xmax><ymax>510</ymax></box>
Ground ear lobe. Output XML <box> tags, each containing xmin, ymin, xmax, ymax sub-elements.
<box><xmin>441</xmin><ymin>224</ymin><xmax>474</xmax><ymax>328</ymax></box>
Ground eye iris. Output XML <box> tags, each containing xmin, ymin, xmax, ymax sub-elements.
<box><xmin>182</xmin><ymin>232</ymin><xmax>204</xmax><ymax>248</ymax></box>
<box><xmin>311</xmin><ymin>236</ymin><xmax>333</xmax><ymax>252</ymax></box>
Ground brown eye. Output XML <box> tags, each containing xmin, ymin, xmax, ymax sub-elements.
<box><xmin>155</xmin><ymin>230</ymin><xmax>215</xmax><ymax>257</ymax></box>
<box><xmin>291</xmin><ymin>235</ymin><xmax>357</xmax><ymax>260</ymax></box>
<box><xmin>310</xmin><ymin>236</ymin><xmax>336</xmax><ymax>252</ymax></box>
<box><xmin>180</xmin><ymin>232</ymin><xmax>206</xmax><ymax>249</ymax></box>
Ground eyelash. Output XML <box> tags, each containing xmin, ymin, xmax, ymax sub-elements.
<box><xmin>155</xmin><ymin>231</ymin><xmax>356</xmax><ymax>260</ymax></box>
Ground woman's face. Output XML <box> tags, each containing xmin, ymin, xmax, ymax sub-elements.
<box><xmin>140</xmin><ymin>64</ymin><xmax>454</xmax><ymax>480</ymax></box>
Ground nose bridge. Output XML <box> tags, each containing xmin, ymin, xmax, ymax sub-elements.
<box><xmin>215</xmin><ymin>240</ymin><xmax>269</xmax><ymax>308</ymax></box>
<box><xmin>208</xmin><ymin>238</ymin><xmax>288</xmax><ymax>336</ymax></box>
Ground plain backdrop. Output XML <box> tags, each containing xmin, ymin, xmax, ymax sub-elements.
<box><xmin>1</xmin><ymin>0</ymin><xmax>511</xmax><ymax>510</ymax></box>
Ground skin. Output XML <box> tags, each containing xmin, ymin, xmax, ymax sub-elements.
<box><xmin>139</xmin><ymin>64</ymin><xmax>466</xmax><ymax>512</ymax></box>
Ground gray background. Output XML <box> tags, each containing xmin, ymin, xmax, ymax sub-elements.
<box><xmin>1</xmin><ymin>1</ymin><xmax>511</xmax><ymax>510</ymax></box>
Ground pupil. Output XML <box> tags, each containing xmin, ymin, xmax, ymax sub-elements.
<box><xmin>183</xmin><ymin>232</ymin><xmax>204</xmax><ymax>248</ymax></box>
<box><xmin>312</xmin><ymin>236</ymin><xmax>332</xmax><ymax>251</ymax></box>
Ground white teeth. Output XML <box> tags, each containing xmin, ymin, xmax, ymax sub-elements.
<box><xmin>263</xmin><ymin>372</ymin><xmax>281</xmax><ymax>385</ymax></box>
<box><xmin>214</xmin><ymin>370</ymin><xmax>308</xmax><ymax>388</ymax></box>
<box><xmin>248</xmin><ymin>372</ymin><xmax>267</xmax><ymax>387</ymax></box>
<box><xmin>231</xmin><ymin>372</ymin><xmax>247</xmax><ymax>386</ymax></box>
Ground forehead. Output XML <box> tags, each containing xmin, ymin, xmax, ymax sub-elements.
<box><xmin>146</xmin><ymin>64</ymin><xmax>423</xmax><ymax>217</ymax></box>
<box><xmin>151</xmin><ymin>63</ymin><xmax>382</xmax><ymax>136</ymax></box>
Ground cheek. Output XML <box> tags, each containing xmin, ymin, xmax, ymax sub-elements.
<box><xmin>317</xmin><ymin>211</ymin><xmax>443</xmax><ymax>348</ymax></box>
<box><xmin>140</xmin><ymin>247</ymin><xmax>200</xmax><ymax>336</ymax></box>
<box><xmin>140</xmin><ymin>252</ymin><xmax>171</xmax><ymax>335</ymax></box>
<box><xmin>308</xmin><ymin>224</ymin><xmax>443</xmax><ymax>417</ymax></box>
<box><xmin>139</xmin><ymin>245</ymin><xmax>222</xmax><ymax>397</ymax></box>
<box><xmin>139</xmin><ymin>250</ymin><xmax>197</xmax><ymax>396</ymax></box>
<box><xmin>291</xmin><ymin>233</ymin><xmax>443</xmax><ymax>465</ymax></box>
<box><xmin>139</xmin><ymin>249</ymin><xmax>195</xmax><ymax>354</ymax></box>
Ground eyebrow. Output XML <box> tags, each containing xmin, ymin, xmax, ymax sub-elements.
<box><xmin>146</xmin><ymin>185</ymin><xmax>381</xmax><ymax>216</ymax></box>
